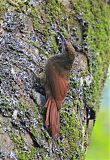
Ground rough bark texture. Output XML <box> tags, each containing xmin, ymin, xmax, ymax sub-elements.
<box><xmin>0</xmin><ymin>0</ymin><xmax>110</xmax><ymax>160</ymax></box>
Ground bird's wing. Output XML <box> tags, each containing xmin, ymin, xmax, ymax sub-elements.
<box><xmin>46</xmin><ymin>67</ymin><xmax>68</xmax><ymax>103</ymax></box>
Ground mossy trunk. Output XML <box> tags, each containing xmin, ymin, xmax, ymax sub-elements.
<box><xmin>0</xmin><ymin>0</ymin><xmax>110</xmax><ymax>160</ymax></box>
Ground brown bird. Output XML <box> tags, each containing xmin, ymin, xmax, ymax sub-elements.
<box><xmin>45</xmin><ymin>34</ymin><xmax>76</xmax><ymax>138</ymax></box>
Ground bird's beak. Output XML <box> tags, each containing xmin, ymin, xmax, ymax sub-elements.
<box><xmin>57</xmin><ymin>31</ymin><xmax>67</xmax><ymax>53</ymax></box>
<box><xmin>57</xmin><ymin>31</ymin><xmax>67</xmax><ymax>45</ymax></box>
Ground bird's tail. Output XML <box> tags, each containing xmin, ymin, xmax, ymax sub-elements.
<box><xmin>45</xmin><ymin>97</ymin><xmax>60</xmax><ymax>138</ymax></box>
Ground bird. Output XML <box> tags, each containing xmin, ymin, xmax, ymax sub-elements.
<box><xmin>45</xmin><ymin>32</ymin><xmax>77</xmax><ymax>138</ymax></box>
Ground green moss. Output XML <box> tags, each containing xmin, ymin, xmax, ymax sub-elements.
<box><xmin>70</xmin><ymin>0</ymin><xmax>110</xmax><ymax>112</ymax></box>
<box><xmin>0</xmin><ymin>96</ymin><xmax>9</xmax><ymax>105</ymax></box>
<box><xmin>45</xmin><ymin>0</ymin><xmax>61</xmax><ymax>22</ymax></box>
<box><xmin>9</xmin><ymin>132</ymin><xmax>38</xmax><ymax>160</ymax></box>
<box><xmin>50</xmin><ymin>33</ymin><xmax>59</xmax><ymax>54</ymax></box>
<box><xmin>0</xmin><ymin>0</ymin><xmax>7</xmax><ymax>19</ymax></box>
<box><xmin>60</xmin><ymin>104</ymin><xmax>85</xmax><ymax>159</ymax></box>
<box><xmin>7</xmin><ymin>0</ymin><xmax>19</xmax><ymax>7</ymax></box>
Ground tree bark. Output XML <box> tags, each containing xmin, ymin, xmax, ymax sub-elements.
<box><xmin>0</xmin><ymin>0</ymin><xmax>110</xmax><ymax>159</ymax></box>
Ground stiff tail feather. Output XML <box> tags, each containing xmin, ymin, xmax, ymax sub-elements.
<box><xmin>45</xmin><ymin>97</ymin><xmax>60</xmax><ymax>138</ymax></box>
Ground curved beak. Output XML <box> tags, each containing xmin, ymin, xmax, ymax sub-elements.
<box><xmin>57</xmin><ymin>31</ymin><xmax>67</xmax><ymax>45</ymax></box>
<box><xmin>57</xmin><ymin>31</ymin><xmax>67</xmax><ymax>53</ymax></box>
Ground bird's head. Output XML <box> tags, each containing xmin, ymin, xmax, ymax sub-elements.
<box><xmin>65</xmin><ymin>41</ymin><xmax>76</xmax><ymax>60</ymax></box>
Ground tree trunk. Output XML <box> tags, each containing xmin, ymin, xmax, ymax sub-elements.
<box><xmin>0</xmin><ymin>0</ymin><xmax>110</xmax><ymax>159</ymax></box>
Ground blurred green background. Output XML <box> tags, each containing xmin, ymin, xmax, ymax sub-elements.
<box><xmin>86</xmin><ymin>66</ymin><xmax>110</xmax><ymax>160</ymax></box>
